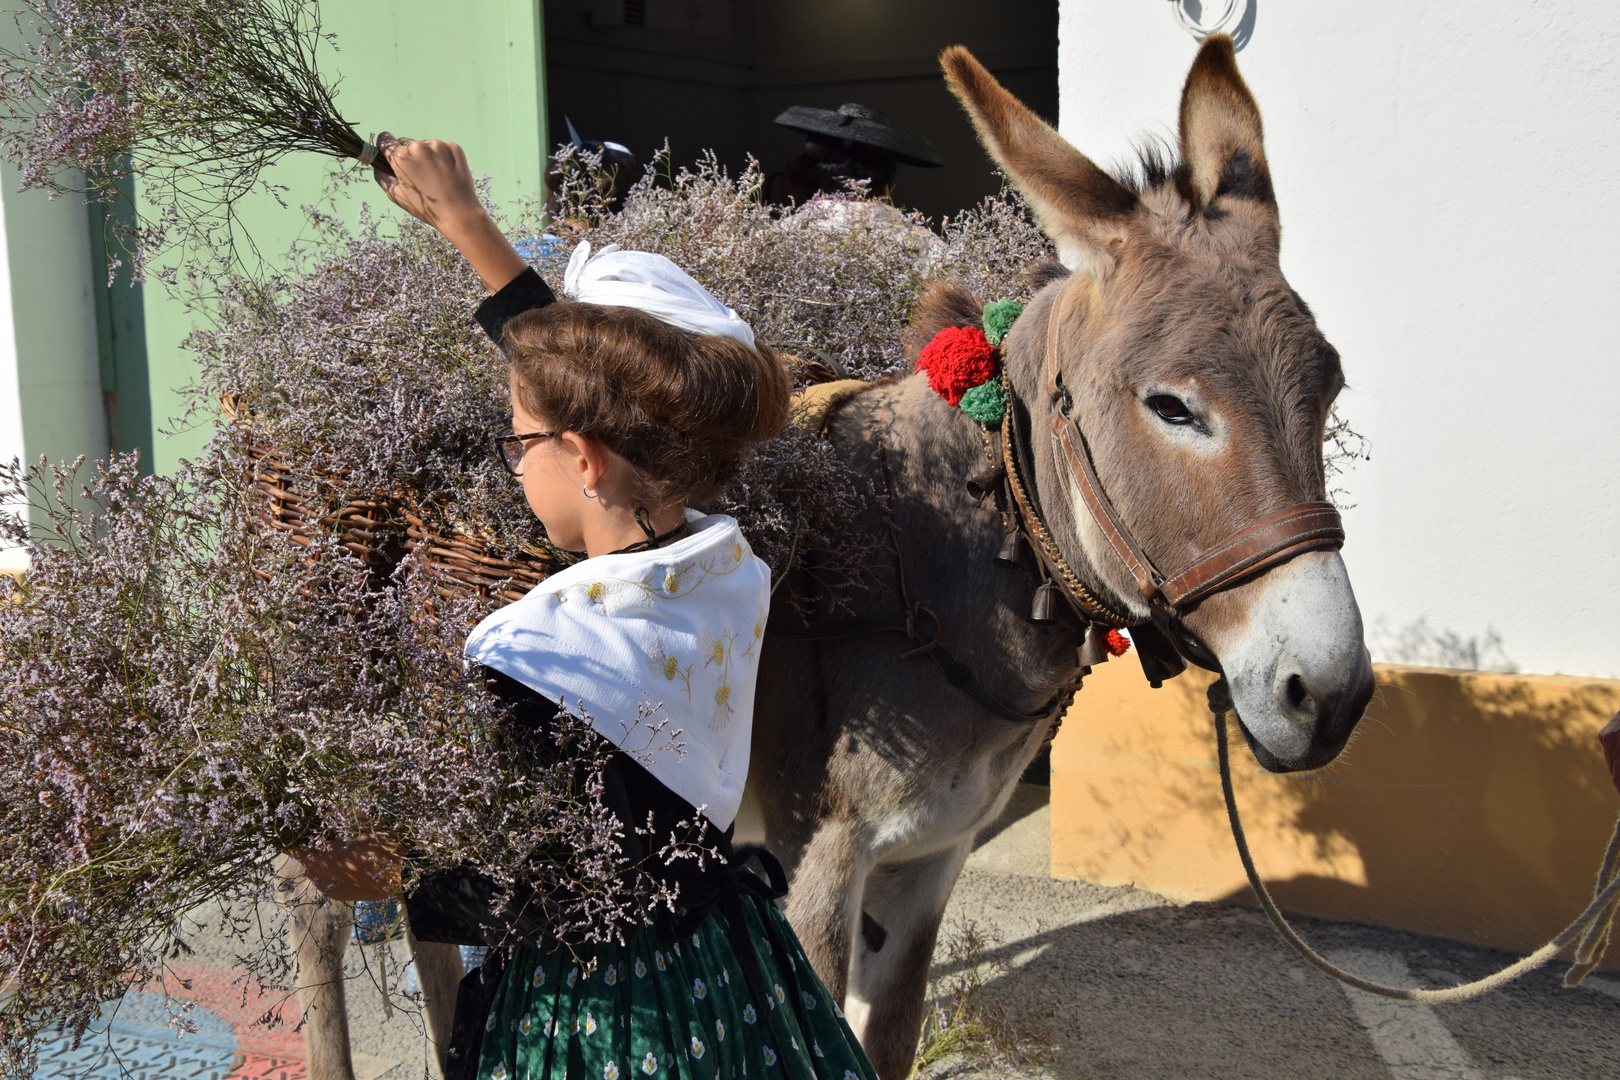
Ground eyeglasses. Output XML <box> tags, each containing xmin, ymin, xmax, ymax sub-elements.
<box><xmin>492</xmin><ymin>430</ymin><xmax>557</xmax><ymax>476</ymax></box>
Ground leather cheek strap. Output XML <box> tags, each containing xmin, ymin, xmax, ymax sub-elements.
<box><xmin>1051</xmin><ymin>413</ymin><xmax>1345</xmax><ymax>613</ymax></box>
<box><xmin>1051</xmin><ymin>415</ymin><xmax>1163</xmax><ymax>600</ymax></box>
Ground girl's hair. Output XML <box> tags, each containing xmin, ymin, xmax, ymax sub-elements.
<box><xmin>503</xmin><ymin>301</ymin><xmax>792</xmax><ymax>506</ymax></box>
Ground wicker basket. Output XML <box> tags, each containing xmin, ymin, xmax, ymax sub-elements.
<box><xmin>402</xmin><ymin>511</ymin><xmax>566</xmax><ymax>603</ymax></box>
<box><xmin>245</xmin><ymin>439</ymin><xmax>565</xmax><ymax>604</ymax></box>
<box><xmin>247</xmin><ymin>443</ymin><xmax>407</xmax><ymax>574</ymax></box>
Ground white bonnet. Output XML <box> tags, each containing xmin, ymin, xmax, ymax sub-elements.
<box><xmin>561</xmin><ymin>242</ymin><xmax>756</xmax><ymax>349</ymax></box>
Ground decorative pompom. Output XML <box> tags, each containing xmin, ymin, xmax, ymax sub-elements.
<box><xmin>916</xmin><ymin>325</ymin><xmax>997</xmax><ymax>406</ymax></box>
<box><xmin>959</xmin><ymin>379</ymin><xmax>1007</xmax><ymax>426</ymax></box>
<box><xmin>981</xmin><ymin>299</ymin><xmax>1023</xmax><ymax>346</ymax></box>
<box><xmin>1105</xmin><ymin>628</ymin><xmax>1132</xmax><ymax>657</ymax></box>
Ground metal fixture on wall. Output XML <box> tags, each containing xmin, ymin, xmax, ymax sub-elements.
<box><xmin>1169</xmin><ymin>0</ymin><xmax>1254</xmax><ymax>51</ymax></box>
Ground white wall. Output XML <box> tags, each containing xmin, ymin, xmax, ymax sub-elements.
<box><xmin>1057</xmin><ymin>2</ymin><xmax>1620</xmax><ymax>678</ymax></box>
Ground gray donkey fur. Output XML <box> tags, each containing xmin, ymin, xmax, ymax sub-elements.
<box><xmin>288</xmin><ymin>34</ymin><xmax>1373</xmax><ymax>1080</ymax></box>
<box><xmin>744</xmin><ymin>37</ymin><xmax>1372</xmax><ymax>1079</ymax></box>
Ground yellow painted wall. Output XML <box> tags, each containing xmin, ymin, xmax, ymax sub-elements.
<box><xmin>1052</xmin><ymin>660</ymin><xmax>1620</xmax><ymax>966</ymax></box>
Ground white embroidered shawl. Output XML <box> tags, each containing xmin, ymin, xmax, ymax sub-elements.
<box><xmin>463</xmin><ymin>512</ymin><xmax>769</xmax><ymax>829</ymax></box>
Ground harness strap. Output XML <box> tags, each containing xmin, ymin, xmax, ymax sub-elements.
<box><xmin>766</xmin><ymin>614</ymin><xmax>1070</xmax><ymax>725</ymax></box>
<box><xmin>1051</xmin><ymin>416</ymin><xmax>1163</xmax><ymax>601</ymax></box>
<box><xmin>1160</xmin><ymin>502</ymin><xmax>1344</xmax><ymax>608</ymax></box>
<box><xmin>1002</xmin><ymin>390</ymin><xmax>1139</xmax><ymax>628</ymax></box>
<box><xmin>1045</xmin><ymin>297</ymin><xmax>1347</xmax><ymax>621</ymax></box>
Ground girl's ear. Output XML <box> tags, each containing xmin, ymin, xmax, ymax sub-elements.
<box><xmin>559</xmin><ymin>431</ymin><xmax>615</xmax><ymax>494</ymax></box>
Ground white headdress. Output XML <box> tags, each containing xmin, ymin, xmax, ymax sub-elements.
<box><xmin>562</xmin><ymin>242</ymin><xmax>756</xmax><ymax>348</ymax></box>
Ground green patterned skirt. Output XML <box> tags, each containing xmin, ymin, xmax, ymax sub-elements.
<box><xmin>475</xmin><ymin>898</ymin><xmax>879</xmax><ymax>1080</ymax></box>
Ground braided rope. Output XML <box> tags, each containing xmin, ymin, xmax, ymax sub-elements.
<box><xmin>996</xmin><ymin>399</ymin><xmax>1140</xmax><ymax>629</ymax></box>
<box><xmin>1212</xmin><ymin>688</ymin><xmax>1620</xmax><ymax>1001</ymax></box>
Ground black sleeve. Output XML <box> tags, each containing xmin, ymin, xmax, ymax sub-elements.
<box><xmin>474</xmin><ymin>266</ymin><xmax>557</xmax><ymax>345</ymax></box>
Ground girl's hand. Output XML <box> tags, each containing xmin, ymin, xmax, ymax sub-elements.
<box><xmin>288</xmin><ymin>834</ymin><xmax>404</xmax><ymax>902</ymax></box>
<box><xmin>372</xmin><ymin>132</ymin><xmax>527</xmax><ymax>293</ymax></box>
<box><xmin>372</xmin><ymin>133</ymin><xmax>482</xmax><ymax>233</ymax></box>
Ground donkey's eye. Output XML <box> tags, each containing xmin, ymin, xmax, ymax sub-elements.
<box><xmin>1147</xmin><ymin>394</ymin><xmax>1196</xmax><ymax>425</ymax></box>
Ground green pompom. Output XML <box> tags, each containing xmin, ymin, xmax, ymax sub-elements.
<box><xmin>981</xmin><ymin>299</ymin><xmax>1024</xmax><ymax>346</ymax></box>
<box><xmin>959</xmin><ymin>379</ymin><xmax>1008</xmax><ymax>426</ymax></box>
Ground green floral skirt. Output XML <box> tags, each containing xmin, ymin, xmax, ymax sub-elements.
<box><xmin>476</xmin><ymin>899</ymin><xmax>879</xmax><ymax>1080</ymax></box>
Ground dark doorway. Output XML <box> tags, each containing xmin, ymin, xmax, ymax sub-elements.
<box><xmin>544</xmin><ymin>0</ymin><xmax>1058</xmax><ymax>221</ymax></box>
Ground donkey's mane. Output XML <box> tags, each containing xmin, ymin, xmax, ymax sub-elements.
<box><xmin>1112</xmin><ymin>138</ymin><xmax>1180</xmax><ymax>196</ymax></box>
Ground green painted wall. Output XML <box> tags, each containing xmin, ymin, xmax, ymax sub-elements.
<box><xmin>140</xmin><ymin>0</ymin><xmax>548</xmax><ymax>474</ymax></box>
<box><xmin>0</xmin><ymin>160</ymin><xmax>106</xmax><ymax>477</ymax></box>
<box><xmin>0</xmin><ymin>11</ymin><xmax>107</xmax><ymax>504</ymax></box>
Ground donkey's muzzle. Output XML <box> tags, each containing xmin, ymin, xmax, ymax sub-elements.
<box><xmin>1240</xmin><ymin>645</ymin><xmax>1374</xmax><ymax>773</ymax></box>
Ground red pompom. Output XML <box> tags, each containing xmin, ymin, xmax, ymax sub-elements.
<box><xmin>916</xmin><ymin>325</ymin><xmax>997</xmax><ymax>406</ymax></box>
<box><xmin>1105</xmin><ymin>628</ymin><xmax>1131</xmax><ymax>657</ymax></box>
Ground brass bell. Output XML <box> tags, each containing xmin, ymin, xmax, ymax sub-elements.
<box><xmin>1079</xmin><ymin>624</ymin><xmax>1114</xmax><ymax>667</ymax></box>
<box><xmin>995</xmin><ymin>531</ymin><xmax>1023</xmax><ymax>567</ymax></box>
<box><xmin>1030</xmin><ymin>580</ymin><xmax>1058</xmax><ymax>622</ymax></box>
<box><xmin>966</xmin><ymin>464</ymin><xmax>1005</xmax><ymax>500</ymax></box>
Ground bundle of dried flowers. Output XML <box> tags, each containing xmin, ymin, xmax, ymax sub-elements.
<box><xmin>0</xmin><ymin>453</ymin><xmax>687</xmax><ymax>1075</ymax></box>
<box><xmin>0</xmin><ymin>0</ymin><xmax>380</xmax><ymax>268</ymax></box>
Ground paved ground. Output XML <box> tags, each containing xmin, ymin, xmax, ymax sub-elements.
<box><xmin>31</xmin><ymin>786</ymin><xmax>1620</xmax><ymax>1080</ymax></box>
<box><xmin>929</xmin><ymin>785</ymin><xmax>1620</xmax><ymax>1080</ymax></box>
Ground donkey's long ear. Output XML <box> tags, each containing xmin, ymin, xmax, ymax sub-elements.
<box><xmin>941</xmin><ymin>45</ymin><xmax>1136</xmax><ymax>275</ymax></box>
<box><xmin>1178</xmin><ymin>35</ymin><xmax>1274</xmax><ymax>210</ymax></box>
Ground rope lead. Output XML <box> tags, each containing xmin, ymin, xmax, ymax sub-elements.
<box><xmin>1209</xmin><ymin>677</ymin><xmax>1620</xmax><ymax>1002</ymax></box>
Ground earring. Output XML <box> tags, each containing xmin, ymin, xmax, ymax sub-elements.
<box><xmin>583</xmin><ymin>485</ymin><xmax>599</xmax><ymax>500</ymax></box>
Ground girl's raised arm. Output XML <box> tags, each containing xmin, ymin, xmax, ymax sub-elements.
<box><xmin>372</xmin><ymin>132</ymin><xmax>528</xmax><ymax>294</ymax></box>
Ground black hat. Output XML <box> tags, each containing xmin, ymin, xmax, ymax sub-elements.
<box><xmin>773</xmin><ymin>103</ymin><xmax>944</xmax><ymax>168</ymax></box>
<box><xmin>565</xmin><ymin>116</ymin><xmax>639</xmax><ymax>172</ymax></box>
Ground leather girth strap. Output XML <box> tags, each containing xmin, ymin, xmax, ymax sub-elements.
<box><xmin>766</xmin><ymin>612</ymin><xmax>1072</xmax><ymax>725</ymax></box>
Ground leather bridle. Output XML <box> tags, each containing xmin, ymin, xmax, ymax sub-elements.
<box><xmin>1011</xmin><ymin>290</ymin><xmax>1347</xmax><ymax>677</ymax></box>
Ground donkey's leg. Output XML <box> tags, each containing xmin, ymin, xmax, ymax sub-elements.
<box><xmin>778</xmin><ymin>820</ymin><xmax>869</xmax><ymax>1003</ymax></box>
<box><xmin>845</xmin><ymin>841</ymin><xmax>972</xmax><ymax>1080</ymax></box>
<box><xmin>403</xmin><ymin>929</ymin><xmax>464</xmax><ymax>1075</ymax></box>
<box><xmin>278</xmin><ymin>868</ymin><xmax>357</xmax><ymax>1080</ymax></box>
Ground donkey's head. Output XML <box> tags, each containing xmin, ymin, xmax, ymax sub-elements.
<box><xmin>944</xmin><ymin>38</ymin><xmax>1373</xmax><ymax>771</ymax></box>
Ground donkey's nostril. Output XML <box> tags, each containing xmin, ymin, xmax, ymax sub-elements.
<box><xmin>1283</xmin><ymin>673</ymin><xmax>1314</xmax><ymax>716</ymax></box>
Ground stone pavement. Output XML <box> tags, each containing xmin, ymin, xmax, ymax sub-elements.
<box><xmin>29</xmin><ymin>785</ymin><xmax>1620</xmax><ymax>1080</ymax></box>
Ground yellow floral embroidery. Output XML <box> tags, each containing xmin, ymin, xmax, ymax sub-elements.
<box><xmin>550</xmin><ymin>536</ymin><xmax>747</xmax><ymax>607</ymax></box>
<box><xmin>715</xmin><ymin>685</ymin><xmax>731</xmax><ymax>708</ymax></box>
<box><xmin>644</xmin><ymin>638</ymin><xmax>695</xmax><ymax>698</ymax></box>
<box><xmin>711</xmin><ymin>639</ymin><xmax>726</xmax><ymax>665</ymax></box>
<box><xmin>753</xmin><ymin>621</ymin><xmax>764</xmax><ymax>639</ymax></box>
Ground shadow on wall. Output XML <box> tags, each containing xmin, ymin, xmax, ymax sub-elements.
<box><xmin>1169</xmin><ymin>0</ymin><xmax>1259</xmax><ymax>53</ymax></box>
<box><xmin>1214</xmin><ymin>667</ymin><xmax>1619</xmax><ymax>956</ymax></box>
<box><xmin>1050</xmin><ymin>658</ymin><xmax>1620</xmax><ymax>961</ymax></box>
<box><xmin>1370</xmin><ymin>616</ymin><xmax>1517</xmax><ymax>674</ymax></box>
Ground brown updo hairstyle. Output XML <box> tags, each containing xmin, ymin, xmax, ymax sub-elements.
<box><xmin>502</xmin><ymin>301</ymin><xmax>792</xmax><ymax>506</ymax></box>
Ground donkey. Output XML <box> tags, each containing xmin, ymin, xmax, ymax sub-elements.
<box><xmin>742</xmin><ymin>36</ymin><xmax>1375</xmax><ymax>1079</ymax></box>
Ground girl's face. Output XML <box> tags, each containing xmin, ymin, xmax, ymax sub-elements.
<box><xmin>508</xmin><ymin>387</ymin><xmax>590</xmax><ymax>551</ymax></box>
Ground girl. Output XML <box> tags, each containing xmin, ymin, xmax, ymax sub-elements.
<box><xmin>301</xmin><ymin>134</ymin><xmax>881</xmax><ymax>1080</ymax></box>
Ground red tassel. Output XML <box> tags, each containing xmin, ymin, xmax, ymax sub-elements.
<box><xmin>1105</xmin><ymin>628</ymin><xmax>1131</xmax><ymax>657</ymax></box>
